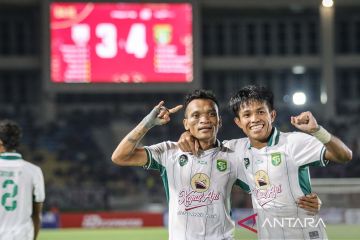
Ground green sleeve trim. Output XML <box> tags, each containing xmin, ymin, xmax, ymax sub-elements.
<box><xmin>320</xmin><ymin>146</ymin><xmax>329</xmax><ymax>167</ymax></box>
<box><xmin>143</xmin><ymin>148</ymin><xmax>151</xmax><ymax>169</ymax></box>
<box><xmin>143</xmin><ymin>148</ymin><xmax>160</xmax><ymax>170</ymax></box>
<box><xmin>149</xmin><ymin>160</ymin><xmax>170</xmax><ymax>202</ymax></box>
<box><xmin>298</xmin><ymin>166</ymin><xmax>311</xmax><ymax>195</ymax></box>
<box><xmin>143</xmin><ymin>148</ymin><xmax>170</xmax><ymax>202</ymax></box>
<box><xmin>298</xmin><ymin>146</ymin><xmax>327</xmax><ymax>195</ymax></box>
<box><xmin>160</xmin><ymin>167</ymin><xmax>170</xmax><ymax>202</ymax></box>
<box><xmin>235</xmin><ymin>179</ymin><xmax>251</xmax><ymax>193</ymax></box>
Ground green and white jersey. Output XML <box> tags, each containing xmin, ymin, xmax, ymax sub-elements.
<box><xmin>144</xmin><ymin>141</ymin><xmax>249</xmax><ymax>240</ymax></box>
<box><xmin>238</xmin><ymin>128</ymin><xmax>328</xmax><ymax>240</ymax></box>
<box><xmin>0</xmin><ymin>152</ymin><xmax>45</xmax><ymax>240</ymax></box>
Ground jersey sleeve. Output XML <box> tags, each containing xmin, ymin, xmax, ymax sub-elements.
<box><xmin>143</xmin><ymin>141</ymin><xmax>176</xmax><ymax>171</ymax></box>
<box><xmin>33</xmin><ymin>166</ymin><xmax>45</xmax><ymax>203</ymax></box>
<box><xmin>290</xmin><ymin>132</ymin><xmax>328</xmax><ymax>167</ymax></box>
<box><xmin>235</xmin><ymin>174</ymin><xmax>251</xmax><ymax>193</ymax></box>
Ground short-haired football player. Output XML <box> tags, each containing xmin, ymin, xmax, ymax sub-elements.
<box><xmin>0</xmin><ymin>119</ymin><xmax>45</xmax><ymax>240</ymax></box>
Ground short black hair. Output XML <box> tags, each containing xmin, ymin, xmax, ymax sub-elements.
<box><xmin>184</xmin><ymin>89</ymin><xmax>219</xmax><ymax>112</ymax></box>
<box><xmin>229</xmin><ymin>85</ymin><xmax>274</xmax><ymax>116</ymax></box>
<box><xmin>0</xmin><ymin>119</ymin><xmax>22</xmax><ymax>151</ymax></box>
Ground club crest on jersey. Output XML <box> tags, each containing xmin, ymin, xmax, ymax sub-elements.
<box><xmin>271</xmin><ymin>152</ymin><xmax>282</xmax><ymax>166</ymax></box>
<box><xmin>216</xmin><ymin>159</ymin><xmax>227</xmax><ymax>172</ymax></box>
<box><xmin>244</xmin><ymin>158</ymin><xmax>250</xmax><ymax>169</ymax></box>
<box><xmin>178</xmin><ymin>154</ymin><xmax>188</xmax><ymax>167</ymax></box>
<box><xmin>191</xmin><ymin>173</ymin><xmax>210</xmax><ymax>193</ymax></box>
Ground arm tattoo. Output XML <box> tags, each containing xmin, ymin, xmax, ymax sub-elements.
<box><xmin>127</xmin><ymin>137</ymin><xmax>138</xmax><ymax>144</ymax></box>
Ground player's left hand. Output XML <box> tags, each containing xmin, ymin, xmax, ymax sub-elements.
<box><xmin>297</xmin><ymin>193</ymin><xmax>322</xmax><ymax>215</ymax></box>
<box><xmin>290</xmin><ymin>111</ymin><xmax>319</xmax><ymax>134</ymax></box>
<box><xmin>143</xmin><ymin>101</ymin><xmax>183</xmax><ymax>129</ymax></box>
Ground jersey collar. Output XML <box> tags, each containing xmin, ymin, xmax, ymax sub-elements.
<box><xmin>267</xmin><ymin>127</ymin><xmax>280</xmax><ymax>147</ymax></box>
<box><xmin>199</xmin><ymin>139</ymin><xmax>223</xmax><ymax>155</ymax></box>
<box><xmin>214</xmin><ymin>139</ymin><xmax>222</xmax><ymax>148</ymax></box>
<box><xmin>0</xmin><ymin>152</ymin><xmax>22</xmax><ymax>160</ymax></box>
<box><xmin>248</xmin><ymin>127</ymin><xmax>280</xmax><ymax>149</ymax></box>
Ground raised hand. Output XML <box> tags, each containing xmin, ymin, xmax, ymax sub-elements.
<box><xmin>290</xmin><ymin>111</ymin><xmax>319</xmax><ymax>134</ymax></box>
<box><xmin>142</xmin><ymin>101</ymin><xmax>183</xmax><ymax>129</ymax></box>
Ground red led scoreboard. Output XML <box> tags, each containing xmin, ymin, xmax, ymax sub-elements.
<box><xmin>49</xmin><ymin>2</ymin><xmax>194</xmax><ymax>87</ymax></box>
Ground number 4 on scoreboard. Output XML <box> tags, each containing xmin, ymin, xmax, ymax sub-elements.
<box><xmin>125</xmin><ymin>23</ymin><xmax>148</xmax><ymax>58</ymax></box>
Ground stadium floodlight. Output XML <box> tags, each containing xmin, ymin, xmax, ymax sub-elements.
<box><xmin>322</xmin><ymin>0</ymin><xmax>334</xmax><ymax>8</ymax></box>
<box><xmin>321</xmin><ymin>92</ymin><xmax>328</xmax><ymax>104</ymax></box>
<box><xmin>292</xmin><ymin>92</ymin><xmax>307</xmax><ymax>105</ymax></box>
<box><xmin>292</xmin><ymin>65</ymin><xmax>306</xmax><ymax>75</ymax></box>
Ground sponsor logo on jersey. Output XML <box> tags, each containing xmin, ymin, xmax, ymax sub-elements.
<box><xmin>255</xmin><ymin>170</ymin><xmax>270</xmax><ymax>189</ymax></box>
<box><xmin>216</xmin><ymin>159</ymin><xmax>227</xmax><ymax>171</ymax></box>
<box><xmin>191</xmin><ymin>173</ymin><xmax>210</xmax><ymax>192</ymax></box>
<box><xmin>178</xmin><ymin>189</ymin><xmax>221</xmax><ymax>210</ymax></box>
<box><xmin>178</xmin><ymin>154</ymin><xmax>188</xmax><ymax>167</ymax></box>
<box><xmin>253</xmin><ymin>170</ymin><xmax>282</xmax><ymax>206</ymax></box>
<box><xmin>271</xmin><ymin>152</ymin><xmax>282</xmax><ymax>166</ymax></box>
<box><xmin>197</xmin><ymin>159</ymin><xmax>207</xmax><ymax>165</ymax></box>
<box><xmin>253</xmin><ymin>184</ymin><xmax>282</xmax><ymax>206</ymax></box>
<box><xmin>244</xmin><ymin>158</ymin><xmax>250</xmax><ymax>169</ymax></box>
<box><xmin>178</xmin><ymin>173</ymin><xmax>221</xmax><ymax>211</ymax></box>
<box><xmin>255</xmin><ymin>159</ymin><xmax>264</xmax><ymax>164</ymax></box>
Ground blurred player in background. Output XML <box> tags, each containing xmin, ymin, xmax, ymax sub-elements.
<box><xmin>179</xmin><ymin>85</ymin><xmax>352</xmax><ymax>239</ymax></box>
<box><xmin>112</xmin><ymin>90</ymin><xmax>320</xmax><ymax>240</ymax></box>
<box><xmin>0</xmin><ymin>120</ymin><xmax>45</xmax><ymax>240</ymax></box>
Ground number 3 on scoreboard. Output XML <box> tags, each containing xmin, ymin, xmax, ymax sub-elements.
<box><xmin>96</xmin><ymin>23</ymin><xmax>118</xmax><ymax>58</ymax></box>
<box><xmin>1</xmin><ymin>179</ymin><xmax>18</xmax><ymax>211</ymax></box>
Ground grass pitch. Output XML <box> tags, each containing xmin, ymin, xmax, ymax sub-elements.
<box><xmin>39</xmin><ymin>225</ymin><xmax>359</xmax><ymax>240</ymax></box>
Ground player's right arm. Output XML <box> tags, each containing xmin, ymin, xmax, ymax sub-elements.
<box><xmin>291</xmin><ymin>111</ymin><xmax>352</xmax><ymax>163</ymax></box>
<box><xmin>32</xmin><ymin>202</ymin><xmax>43</xmax><ymax>240</ymax></box>
<box><xmin>111</xmin><ymin>101</ymin><xmax>182</xmax><ymax>166</ymax></box>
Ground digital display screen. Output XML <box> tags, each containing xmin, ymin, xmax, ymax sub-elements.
<box><xmin>50</xmin><ymin>2</ymin><xmax>193</xmax><ymax>83</ymax></box>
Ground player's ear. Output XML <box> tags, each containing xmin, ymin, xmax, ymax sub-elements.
<box><xmin>218</xmin><ymin>116</ymin><xmax>222</xmax><ymax>128</ymax></box>
<box><xmin>270</xmin><ymin>110</ymin><xmax>276</xmax><ymax>123</ymax></box>
<box><xmin>234</xmin><ymin>117</ymin><xmax>242</xmax><ymax>129</ymax></box>
<box><xmin>183</xmin><ymin>118</ymin><xmax>189</xmax><ymax>131</ymax></box>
